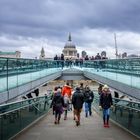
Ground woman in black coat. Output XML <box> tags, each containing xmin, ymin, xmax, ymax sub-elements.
<box><xmin>52</xmin><ymin>88</ymin><xmax>64</xmax><ymax>124</ymax></box>
<box><xmin>100</xmin><ymin>85</ymin><xmax>113</xmax><ymax>128</ymax></box>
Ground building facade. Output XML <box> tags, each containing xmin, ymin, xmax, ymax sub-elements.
<box><xmin>81</xmin><ymin>51</ymin><xmax>87</xmax><ymax>58</ymax></box>
<box><xmin>62</xmin><ymin>33</ymin><xmax>78</xmax><ymax>59</ymax></box>
<box><xmin>122</xmin><ymin>52</ymin><xmax>127</xmax><ymax>58</ymax></box>
<box><xmin>0</xmin><ymin>51</ymin><xmax>21</xmax><ymax>58</ymax></box>
<box><xmin>101</xmin><ymin>51</ymin><xmax>107</xmax><ymax>58</ymax></box>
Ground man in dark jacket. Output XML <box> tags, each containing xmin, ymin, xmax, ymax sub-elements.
<box><xmin>99</xmin><ymin>85</ymin><xmax>113</xmax><ymax>127</ymax></box>
<box><xmin>83</xmin><ymin>86</ymin><xmax>94</xmax><ymax>117</ymax></box>
<box><xmin>72</xmin><ymin>87</ymin><xmax>84</xmax><ymax>126</ymax></box>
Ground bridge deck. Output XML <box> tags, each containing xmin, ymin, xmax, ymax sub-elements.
<box><xmin>14</xmin><ymin>110</ymin><xmax>139</xmax><ymax>140</ymax></box>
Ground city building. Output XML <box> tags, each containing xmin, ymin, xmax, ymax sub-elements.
<box><xmin>0</xmin><ymin>51</ymin><xmax>21</xmax><ymax>58</ymax></box>
<box><xmin>81</xmin><ymin>51</ymin><xmax>87</xmax><ymax>58</ymax></box>
<box><xmin>62</xmin><ymin>33</ymin><xmax>78</xmax><ymax>59</ymax></box>
<box><xmin>127</xmin><ymin>54</ymin><xmax>138</xmax><ymax>58</ymax></box>
<box><xmin>122</xmin><ymin>52</ymin><xmax>127</xmax><ymax>58</ymax></box>
<box><xmin>101</xmin><ymin>51</ymin><xmax>106</xmax><ymax>58</ymax></box>
<box><xmin>39</xmin><ymin>47</ymin><xmax>45</xmax><ymax>59</ymax></box>
<box><xmin>77</xmin><ymin>53</ymin><xmax>80</xmax><ymax>58</ymax></box>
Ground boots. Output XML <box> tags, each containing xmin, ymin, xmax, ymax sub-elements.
<box><xmin>106</xmin><ymin>115</ymin><xmax>110</xmax><ymax>127</ymax></box>
<box><xmin>103</xmin><ymin>115</ymin><xmax>106</xmax><ymax>127</ymax></box>
<box><xmin>85</xmin><ymin>112</ymin><xmax>88</xmax><ymax>118</ymax></box>
<box><xmin>54</xmin><ymin>119</ymin><xmax>57</xmax><ymax>124</ymax></box>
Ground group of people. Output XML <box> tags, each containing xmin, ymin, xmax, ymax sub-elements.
<box><xmin>51</xmin><ymin>82</ymin><xmax>72</xmax><ymax>124</ymax></box>
<box><xmin>51</xmin><ymin>82</ymin><xmax>113</xmax><ymax>128</ymax></box>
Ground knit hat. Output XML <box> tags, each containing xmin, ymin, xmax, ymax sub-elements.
<box><xmin>102</xmin><ymin>85</ymin><xmax>109</xmax><ymax>90</ymax></box>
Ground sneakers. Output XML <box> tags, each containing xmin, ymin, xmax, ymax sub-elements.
<box><xmin>54</xmin><ymin>120</ymin><xmax>60</xmax><ymax>124</ymax></box>
<box><xmin>64</xmin><ymin>116</ymin><xmax>67</xmax><ymax>120</ymax></box>
<box><xmin>106</xmin><ymin>124</ymin><xmax>110</xmax><ymax>128</ymax></box>
<box><xmin>76</xmin><ymin>121</ymin><xmax>79</xmax><ymax>126</ymax></box>
<box><xmin>54</xmin><ymin>120</ymin><xmax>57</xmax><ymax>124</ymax></box>
<box><xmin>76</xmin><ymin>121</ymin><xmax>80</xmax><ymax>126</ymax></box>
<box><xmin>89</xmin><ymin>112</ymin><xmax>92</xmax><ymax>116</ymax></box>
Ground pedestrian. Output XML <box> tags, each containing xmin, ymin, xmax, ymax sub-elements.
<box><xmin>62</xmin><ymin>82</ymin><xmax>72</xmax><ymax>98</ymax></box>
<box><xmin>63</xmin><ymin>94</ymin><xmax>69</xmax><ymax>120</ymax></box>
<box><xmin>99</xmin><ymin>85</ymin><xmax>113</xmax><ymax>127</ymax></box>
<box><xmin>79</xmin><ymin>83</ymin><xmax>84</xmax><ymax>94</ymax></box>
<box><xmin>51</xmin><ymin>88</ymin><xmax>64</xmax><ymax>124</ymax></box>
<box><xmin>62</xmin><ymin>82</ymin><xmax>72</xmax><ymax>110</ymax></box>
<box><xmin>51</xmin><ymin>87</ymin><xmax>58</xmax><ymax>115</ymax></box>
<box><xmin>72</xmin><ymin>86</ymin><xmax>84</xmax><ymax>126</ymax></box>
<box><xmin>98</xmin><ymin>84</ymin><xmax>103</xmax><ymax>95</ymax></box>
<box><xmin>83</xmin><ymin>86</ymin><xmax>94</xmax><ymax>117</ymax></box>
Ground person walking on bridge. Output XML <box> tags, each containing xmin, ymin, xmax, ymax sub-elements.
<box><xmin>99</xmin><ymin>85</ymin><xmax>113</xmax><ymax>128</ymax></box>
<box><xmin>83</xmin><ymin>86</ymin><xmax>94</xmax><ymax>117</ymax></box>
<box><xmin>51</xmin><ymin>88</ymin><xmax>64</xmax><ymax>124</ymax></box>
<box><xmin>72</xmin><ymin>86</ymin><xmax>84</xmax><ymax>126</ymax></box>
<box><xmin>62</xmin><ymin>82</ymin><xmax>72</xmax><ymax>112</ymax></box>
<box><xmin>62</xmin><ymin>82</ymin><xmax>72</xmax><ymax>99</ymax></box>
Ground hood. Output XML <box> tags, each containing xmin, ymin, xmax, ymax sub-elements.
<box><xmin>55</xmin><ymin>92</ymin><xmax>61</xmax><ymax>97</ymax></box>
<box><xmin>64</xmin><ymin>85</ymin><xmax>71</xmax><ymax>89</ymax></box>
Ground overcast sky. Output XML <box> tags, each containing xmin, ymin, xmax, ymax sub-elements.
<box><xmin>0</xmin><ymin>0</ymin><xmax>140</xmax><ymax>58</ymax></box>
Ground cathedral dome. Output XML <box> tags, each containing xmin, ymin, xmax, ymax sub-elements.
<box><xmin>64</xmin><ymin>42</ymin><xmax>76</xmax><ymax>48</ymax></box>
<box><xmin>64</xmin><ymin>33</ymin><xmax>76</xmax><ymax>48</ymax></box>
<box><xmin>62</xmin><ymin>33</ymin><xmax>78</xmax><ymax>59</ymax></box>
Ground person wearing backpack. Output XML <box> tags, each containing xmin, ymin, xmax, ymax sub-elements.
<box><xmin>83</xmin><ymin>86</ymin><xmax>94</xmax><ymax>117</ymax></box>
<box><xmin>72</xmin><ymin>86</ymin><xmax>84</xmax><ymax>126</ymax></box>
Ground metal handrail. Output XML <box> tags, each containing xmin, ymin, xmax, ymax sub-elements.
<box><xmin>0</xmin><ymin>97</ymin><xmax>50</xmax><ymax>116</ymax></box>
<box><xmin>0</xmin><ymin>94</ymin><xmax>52</xmax><ymax>115</ymax></box>
<box><xmin>94</xmin><ymin>95</ymin><xmax>140</xmax><ymax>112</ymax></box>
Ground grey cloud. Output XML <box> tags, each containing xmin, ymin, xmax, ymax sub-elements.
<box><xmin>0</xmin><ymin>0</ymin><xmax>140</xmax><ymax>58</ymax></box>
<box><xmin>0</xmin><ymin>0</ymin><xmax>140</xmax><ymax>39</ymax></box>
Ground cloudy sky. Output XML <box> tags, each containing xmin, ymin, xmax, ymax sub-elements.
<box><xmin>0</xmin><ymin>0</ymin><xmax>140</xmax><ymax>58</ymax></box>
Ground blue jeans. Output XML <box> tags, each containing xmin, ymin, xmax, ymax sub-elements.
<box><xmin>103</xmin><ymin>108</ymin><xmax>110</xmax><ymax>124</ymax></box>
<box><xmin>103</xmin><ymin>108</ymin><xmax>110</xmax><ymax>118</ymax></box>
<box><xmin>85</xmin><ymin>102</ymin><xmax>92</xmax><ymax>116</ymax></box>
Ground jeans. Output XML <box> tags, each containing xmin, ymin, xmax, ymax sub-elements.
<box><xmin>84</xmin><ymin>102</ymin><xmax>92</xmax><ymax>117</ymax></box>
<box><xmin>103</xmin><ymin>108</ymin><xmax>110</xmax><ymax>124</ymax></box>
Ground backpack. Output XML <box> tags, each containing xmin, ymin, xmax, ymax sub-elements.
<box><xmin>85</xmin><ymin>91</ymin><xmax>93</xmax><ymax>102</ymax></box>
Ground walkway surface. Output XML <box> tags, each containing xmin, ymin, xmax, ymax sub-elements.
<box><xmin>14</xmin><ymin>110</ymin><xmax>139</xmax><ymax>140</ymax></box>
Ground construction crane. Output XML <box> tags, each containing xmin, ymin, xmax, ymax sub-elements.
<box><xmin>114</xmin><ymin>33</ymin><xmax>118</xmax><ymax>59</ymax></box>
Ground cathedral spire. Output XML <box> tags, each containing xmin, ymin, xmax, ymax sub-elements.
<box><xmin>41</xmin><ymin>47</ymin><xmax>45</xmax><ymax>54</ymax></box>
<box><xmin>40</xmin><ymin>47</ymin><xmax>45</xmax><ymax>59</ymax></box>
<box><xmin>68</xmin><ymin>33</ymin><xmax>72</xmax><ymax>41</ymax></box>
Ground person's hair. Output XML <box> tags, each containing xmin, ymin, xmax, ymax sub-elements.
<box><xmin>66</xmin><ymin>82</ymin><xmax>69</xmax><ymax>86</ymax></box>
<box><xmin>76</xmin><ymin>87</ymin><xmax>80</xmax><ymax>90</ymax></box>
<box><xmin>102</xmin><ymin>84</ymin><xmax>109</xmax><ymax>91</ymax></box>
<box><xmin>80</xmin><ymin>83</ymin><xmax>83</xmax><ymax>87</ymax></box>
<box><xmin>54</xmin><ymin>87</ymin><xmax>58</xmax><ymax>91</ymax></box>
<box><xmin>57</xmin><ymin>88</ymin><xmax>62</xmax><ymax>93</ymax></box>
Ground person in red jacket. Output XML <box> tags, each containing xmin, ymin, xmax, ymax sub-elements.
<box><xmin>62</xmin><ymin>82</ymin><xmax>72</xmax><ymax>98</ymax></box>
<box><xmin>62</xmin><ymin>82</ymin><xmax>72</xmax><ymax>118</ymax></box>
